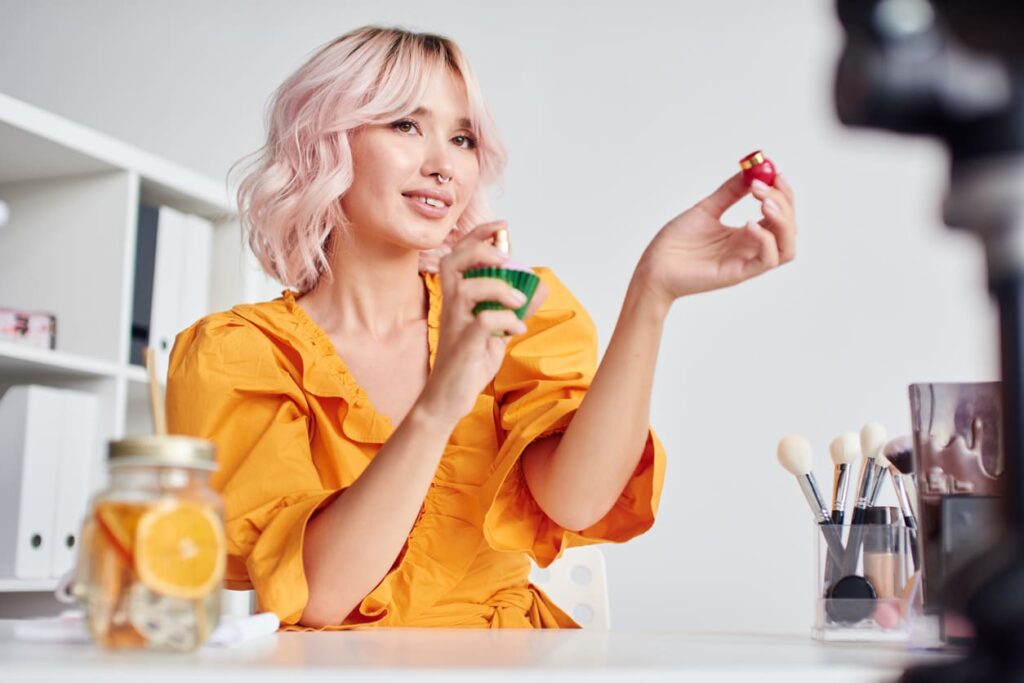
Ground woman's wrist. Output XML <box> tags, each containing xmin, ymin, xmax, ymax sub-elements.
<box><xmin>625</xmin><ymin>264</ymin><xmax>673</xmax><ymax>326</ymax></box>
<box><xmin>408</xmin><ymin>382</ymin><xmax>464</xmax><ymax>436</ymax></box>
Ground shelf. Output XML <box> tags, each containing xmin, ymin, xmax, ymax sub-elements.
<box><xmin>123</xmin><ymin>364</ymin><xmax>149</xmax><ymax>384</ymax></box>
<box><xmin>0</xmin><ymin>578</ymin><xmax>59</xmax><ymax>593</ymax></box>
<box><xmin>0</xmin><ymin>93</ymin><xmax>232</xmax><ymax>218</ymax></box>
<box><xmin>0</xmin><ymin>343</ymin><xmax>122</xmax><ymax>381</ymax></box>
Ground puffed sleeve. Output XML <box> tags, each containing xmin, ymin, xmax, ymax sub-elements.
<box><xmin>165</xmin><ymin>314</ymin><xmax>342</xmax><ymax>626</ymax></box>
<box><xmin>481</xmin><ymin>268</ymin><xmax>667</xmax><ymax>567</ymax></box>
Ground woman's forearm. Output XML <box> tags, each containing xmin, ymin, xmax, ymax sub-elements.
<box><xmin>299</xmin><ymin>398</ymin><xmax>455</xmax><ymax>628</ymax></box>
<box><xmin>523</xmin><ymin>271</ymin><xmax>670</xmax><ymax>531</ymax></box>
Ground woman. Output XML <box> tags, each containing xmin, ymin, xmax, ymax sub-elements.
<box><xmin>166</xmin><ymin>26</ymin><xmax>797</xmax><ymax>630</ymax></box>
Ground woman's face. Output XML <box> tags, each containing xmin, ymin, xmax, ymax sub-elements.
<box><xmin>342</xmin><ymin>69</ymin><xmax>481</xmax><ymax>253</ymax></box>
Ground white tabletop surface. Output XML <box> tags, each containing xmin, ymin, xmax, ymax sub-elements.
<box><xmin>0</xmin><ymin>620</ymin><xmax>955</xmax><ymax>682</ymax></box>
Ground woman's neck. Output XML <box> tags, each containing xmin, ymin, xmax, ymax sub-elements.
<box><xmin>299</xmin><ymin>232</ymin><xmax>427</xmax><ymax>341</ymax></box>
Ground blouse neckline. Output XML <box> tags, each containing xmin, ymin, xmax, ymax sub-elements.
<box><xmin>279</xmin><ymin>272</ymin><xmax>442</xmax><ymax>437</ymax></box>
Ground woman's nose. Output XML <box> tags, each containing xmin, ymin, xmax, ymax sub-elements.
<box><xmin>421</xmin><ymin>135</ymin><xmax>455</xmax><ymax>181</ymax></box>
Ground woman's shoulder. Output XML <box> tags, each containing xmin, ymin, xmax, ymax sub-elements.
<box><xmin>169</xmin><ymin>292</ymin><xmax>309</xmax><ymax>381</ymax></box>
<box><xmin>530</xmin><ymin>266</ymin><xmax>587</xmax><ymax>312</ymax></box>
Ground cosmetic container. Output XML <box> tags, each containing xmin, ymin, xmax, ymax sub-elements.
<box><xmin>813</xmin><ymin>519</ymin><xmax>921</xmax><ymax>642</ymax></box>
<box><xmin>739</xmin><ymin>150</ymin><xmax>776</xmax><ymax>187</ymax></box>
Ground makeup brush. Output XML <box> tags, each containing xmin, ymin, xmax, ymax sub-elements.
<box><xmin>829</xmin><ymin>433</ymin><xmax>859</xmax><ymax>525</ymax></box>
<box><xmin>886</xmin><ymin>433</ymin><xmax>918</xmax><ymax>496</ymax></box>
<box><xmin>851</xmin><ymin>422</ymin><xmax>888</xmax><ymax>525</ymax></box>
<box><xmin>777</xmin><ymin>435</ymin><xmax>845</xmax><ymax>577</ymax></box>
<box><xmin>883</xmin><ymin>435</ymin><xmax>920</xmax><ymax>570</ymax></box>
<box><xmin>839</xmin><ymin>422</ymin><xmax>888</xmax><ymax>574</ymax></box>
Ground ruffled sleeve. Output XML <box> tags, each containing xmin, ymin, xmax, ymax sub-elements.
<box><xmin>165</xmin><ymin>313</ymin><xmax>341</xmax><ymax>626</ymax></box>
<box><xmin>481</xmin><ymin>268</ymin><xmax>666</xmax><ymax>567</ymax></box>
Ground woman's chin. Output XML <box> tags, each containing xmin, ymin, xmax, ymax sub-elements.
<box><xmin>401</xmin><ymin>223</ymin><xmax>456</xmax><ymax>252</ymax></box>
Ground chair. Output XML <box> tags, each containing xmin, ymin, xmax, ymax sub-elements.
<box><xmin>529</xmin><ymin>545</ymin><xmax>610</xmax><ymax>629</ymax></box>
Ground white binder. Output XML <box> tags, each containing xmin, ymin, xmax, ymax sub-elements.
<box><xmin>50</xmin><ymin>389</ymin><xmax>98</xmax><ymax>577</ymax></box>
<box><xmin>179</xmin><ymin>212</ymin><xmax>213</xmax><ymax>332</ymax></box>
<box><xmin>0</xmin><ymin>386</ymin><xmax>63</xmax><ymax>578</ymax></box>
<box><xmin>150</xmin><ymin>206</ymin><xmax>212</xmax><ymax>383</ymax></box>
<box><xmin>150</xmin><ymin>205</ymin><xmax>186</xmax><ymax>384</ymax></box>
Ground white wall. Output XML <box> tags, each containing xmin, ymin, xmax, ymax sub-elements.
<box><xmin>0</xmin><ymin>0</ymin><xmax>998</xmax><ymax>634</ymax></box>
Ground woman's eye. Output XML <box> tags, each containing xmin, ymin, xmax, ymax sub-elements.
<box><xmin>453</xmin><ymin>135</ymin><xmax>478</xmax><ymax>150</ymax></box>
<box><xmin>392</xmin><ymin>120</ymin><xmax>418</xmax><ymax>134</ymax></box>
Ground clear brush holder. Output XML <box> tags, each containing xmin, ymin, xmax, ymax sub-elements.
<box><xmin>812</xmin><ymin>519</ymin><xmax>924</xmax><ymax>642</ymax></box>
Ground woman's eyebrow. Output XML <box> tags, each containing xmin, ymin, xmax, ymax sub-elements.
<box><xmin>410</xmin><ymin>106</ymin><xmax>473</xmax><ymax>130</ymax></box>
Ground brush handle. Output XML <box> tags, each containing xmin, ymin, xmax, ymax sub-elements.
<box><xmin>842</xmin><ymin>462</ymin><xmax>893</xmax><ymax>575</ymax></box>
<box><xmin>799</xmin><ymin>474</ymin><xmax>831</xmax><ymax>524</ymax></box>
<box><xmin>799</xmin><ymin>474</ymin><xmax>844</xmax><ymax>586</ymax></box>
<box><xmin>851</xmin><ymin>458</ymin><xmax>877</xmax><ymax>518</ymax></box>
<box><xmin>891</xmin><ymin>474</ymin><xmax>921</xmax><ymax>570</ymax></box>
<box><xmin>869</xmin><ymin>465</ymin><xmax>888</xmax><ymax>506</ymax></box>
<box><xmin>831</xmin><ymin>463</ymin><xmax>852</xmax><ymax>525</ymax></box>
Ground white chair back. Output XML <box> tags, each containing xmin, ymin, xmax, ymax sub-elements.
<box><xmin>529</xmin><ymin>545</ymin><xmax>610</xmax><ymax>629</ymax></box>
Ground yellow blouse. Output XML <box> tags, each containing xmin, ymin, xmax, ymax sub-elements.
<box><xmin>165</xmin><ymin>267</ymin><xmax>666</xmax><ymax>629</ymax></box>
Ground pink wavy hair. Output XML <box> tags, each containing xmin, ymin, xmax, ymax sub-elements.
<box><xmin>233</xmin><ymin>26</ymin><xmax>507</xmax><ymax>293</ymax></box>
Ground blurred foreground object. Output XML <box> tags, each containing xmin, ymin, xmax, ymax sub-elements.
<box><xmin>834</xmin><ymin>0</ymin><xmax>1024</xmax><ymax>680</ymax></box>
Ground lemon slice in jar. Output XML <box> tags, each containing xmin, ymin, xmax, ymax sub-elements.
<box><xmin>134</xmin><ymin>501</ymin><xmax>225</xmax><ymax>600</ymax></box>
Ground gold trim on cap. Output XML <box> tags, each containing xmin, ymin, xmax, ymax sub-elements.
<box><xmin>739</xmin><ymin>150</ymin><xmax>765</xmax><ymax>170</ymax></box>
<box><xmin>109</xmin><ymin>435</ymin><xmax>215</xmax><ymax>469</ymax></box>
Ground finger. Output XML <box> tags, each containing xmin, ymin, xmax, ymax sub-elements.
<box><xmin>750</xmin><ymin>179</ymin><xmax>794</xmax><ymax>224</ymax></box>
<box><xmin>697</xmin><ymin>172</ymin><xmax>749</xmax><ymax>219</ymax></box>
<box><xmin>440</xmin><ymin>239</ymin><xmax>509</xmax><ymax>281</ymax></box>
<box><xmin>774</xmin><ymin>173</ymin><xmax>795</xmax><ymax>207</ymax></box>
<box><xmin>757</xmin><ymin>200</ymin><xmax>797</xmax><ymax>264</ymax></box>
<box><xmin>458</xmin><ymin>277</ymin><xmax>529</xmax><ymax>311</ymax></box>
<box><xmin>743</xmin><ymin>220</ymin><xmax>780</xmax><ymax>273</ymax></box>
<box><xmin>468</xmin><ymin>309</ymin><xmax>527</xmax><ymax>342</ymax></box>
<box><xmin>464</xmin><ymin>220</ymin><xmax>509</xmax><ymax>245</ymax></box>
<box><xmin>523</xmin><ymin>280</ymin><xmax>548</xmax><ymax>319</ymax></box>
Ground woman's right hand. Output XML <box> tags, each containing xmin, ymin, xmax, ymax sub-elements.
<box><xmin>419</xmin><ymin>221</ymin><xmax>541</xmax><ymax>426</ymax></box>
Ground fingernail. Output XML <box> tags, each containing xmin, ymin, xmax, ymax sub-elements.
<box><xmin>763</xmin><ymin>198</ymin><xmax>780</xmax><ymax>215</ymax></box>
<box><xmin>511</xmin><ymin>290</ymin><xmax>527</xmax><ymax>305</ymax></box>
<box><xmin>751</xmin><ymin>179</ymin><xmax>770</xmax><ymax>193</ymax></box>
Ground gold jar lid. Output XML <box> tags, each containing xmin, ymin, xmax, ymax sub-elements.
<box><xmin>739</xmin><ymin>150</ymin><xmax>766</xmax><ymax>170</ymax></box>
<box><xmin>108</xmin><ymin>435</ymin><xmax>216</xmax><ymax>470</ymax></box>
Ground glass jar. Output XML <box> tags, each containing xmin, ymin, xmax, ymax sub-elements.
<box><xmin>75</xmin><ymin>436</ymin><xmax>224</xmax><ymax>651</ymax></box>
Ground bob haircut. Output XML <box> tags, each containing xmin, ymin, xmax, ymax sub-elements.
<box><xmin>235</xmin><ymin>26</ymin><xmax>507</xmax><ymax>293</ymax></box>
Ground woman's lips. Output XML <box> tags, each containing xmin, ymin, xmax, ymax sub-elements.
<box><xmin>403</xmin><ymin>194</ymin><xmax>449</xmax><ymax>219</ymax></box>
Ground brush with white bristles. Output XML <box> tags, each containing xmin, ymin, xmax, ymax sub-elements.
<box><xmin>829</xmin><ymin>433</ymin><xmax>859</xmax><ymax>525</ymax></box>
<box><xmin>839</xmin><ymin>422</ymin><xmax>890</xmax><ymax>574</ymax></box>
<box><xmin>777</xmin><ymin>435</ymin><xmax>845</xmax><ymax>574</ymax></box>
<box><xmin>883</xmin><ymin>435</ymin><xmax>920</xmax><ymax>570</ymax></box>
<box><xmin>851</xmin><ymin>422</ymin><xmax>888</xmax><ymax>525</ymax></box>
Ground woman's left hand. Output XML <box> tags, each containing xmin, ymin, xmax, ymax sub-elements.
<box><xmin>635</xmin><ymin>172</ymin><xmax>797</xmax><ymax>308</ymax></box>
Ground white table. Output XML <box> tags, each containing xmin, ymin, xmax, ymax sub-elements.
<box><xmin>0</xmin><ymin>621</ymin><xmax>954</xmax><ymax>682</ymax></box>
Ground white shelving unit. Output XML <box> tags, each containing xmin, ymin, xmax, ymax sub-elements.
<box><xmin>0</xmin><ymin>92</ymin><xmax>278</xmax><ymax>616</ymax></box>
